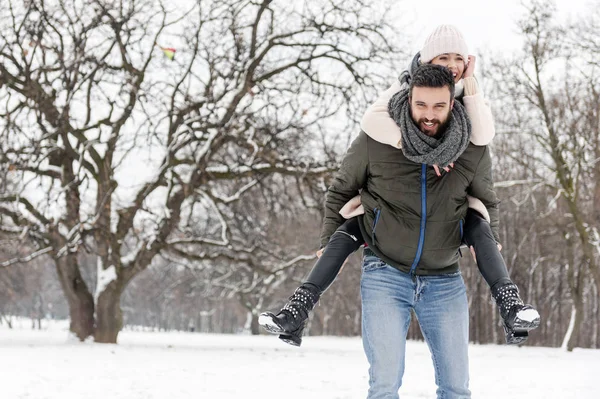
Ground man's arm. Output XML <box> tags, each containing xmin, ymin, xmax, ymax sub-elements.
<box><xmin>467</xmin><ymin>146</ymin><xmax>500</xmax><ymax>242</ymax></box>
<box><xmin>319</xmin><ymin>132</ymin><xmax>369</xmax><ymax>248</ymax></box>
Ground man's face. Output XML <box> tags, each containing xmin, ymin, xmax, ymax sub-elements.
<box><xmin>410</xmin><ymin>86</ymin><xmax>454</xmax><ymax>137</ymax></box>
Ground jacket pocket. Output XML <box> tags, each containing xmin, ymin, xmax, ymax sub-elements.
<box><xmin>457</xmin><ymin>219</ymin><xmax>465</xmax><ymax>257</ymax></box>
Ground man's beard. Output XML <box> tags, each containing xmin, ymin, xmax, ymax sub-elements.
<box><xmin>414</xmin><ymin>115</ymin><xmax>452</xmax><ymax>138</ymax></box>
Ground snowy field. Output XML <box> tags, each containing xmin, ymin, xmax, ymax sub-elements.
<box><xmin>0</xmin><ymin>320</ymin><xmax>597</xmax><ymax>399</ymax></box>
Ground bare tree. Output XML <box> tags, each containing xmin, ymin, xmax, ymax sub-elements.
<box><xmin>485</xmin><ymin>0</ymin><xmax>600</xmax><ymax>350</ymax></box>
<box><xmin>0</xmin><ymin>0</ymin><xmax>400</xmax><ymax>342</ymax></box>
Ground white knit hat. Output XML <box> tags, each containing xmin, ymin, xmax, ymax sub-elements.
<box><xmin>420</xmin><ymin>25</ymin><xmax>469</xmax><ymax>64</ymax></box>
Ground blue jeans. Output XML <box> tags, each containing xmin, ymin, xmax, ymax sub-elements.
<box><xmin>361</xmin><ymin>253</ymin><xmax>470</xmax><ymax>399</ymax></box>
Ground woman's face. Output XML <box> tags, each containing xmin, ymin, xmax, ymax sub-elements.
<box><xmin>430</xmin><ymin>53</ymin><xmax>465</xmax><ymax>82</ymax></box>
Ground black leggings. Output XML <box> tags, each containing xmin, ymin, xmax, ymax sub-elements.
<box><xmin>304</xmin><ymin>216</ymin><xmax>364</xmax><ymax>293</ymax></box>
<box><xmin>462</xmin><ymin>209</ymin><xmax>512</xmax><ymax>290</ymax></box>
<box><xmin>304</xmin><ymin>209</ymin><xmax>512</xmax><ymax>293</ymax></box>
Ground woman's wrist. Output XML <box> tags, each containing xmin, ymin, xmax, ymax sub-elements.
<box><xmin>463</xmin><ymin>76</ymin><xmax>479</xmax><ymax>96</ymax></box>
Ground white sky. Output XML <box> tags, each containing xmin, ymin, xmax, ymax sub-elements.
<box><xmin>397</xmin><ymin>0</ymin><xmax>592</xmax><ymax>57</ymax></box>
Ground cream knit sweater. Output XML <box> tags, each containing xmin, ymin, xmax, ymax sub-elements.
<box><xmin>360</xmin><ymin>76</ymin><xmax>495</xmax><ymax>148</ymax></box>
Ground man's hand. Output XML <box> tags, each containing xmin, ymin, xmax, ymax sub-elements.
<box><xmin>316</xmin><ymin>248</ymin><xmax>324</xmax><ymax>258</ymax></box>
<box><xmin>463</xmin><ymin>55</ymin><xmax>476</xmax><ymax>78</ymax></box>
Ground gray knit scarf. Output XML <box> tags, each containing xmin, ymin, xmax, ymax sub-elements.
<box><xmin>388</xmin><ymin>89</ymin><xmax>471</xmax><ymax>168</ymax></box>
<box><xmin>389</xmin><ymin>60</ymin><xmax>471</xmax><ymax>168</ymax></box>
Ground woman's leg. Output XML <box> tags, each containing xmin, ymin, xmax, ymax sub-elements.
<box><xmin>463</xmin><ymin>209</ymin><xmax>540</xmax><ymax>344</ymax></box>
<box><xmin>259</xmin><ymin>217</ymin><xmax>364</xmax><ymax>346</ymax></box>
<box><xmin>304</xmin><ymin>216</ymin><xmax>364</xmax><ymax>292</ymax></box>
<box><xmin>463</xmin><ymin>209</ymin><xmax>511</xmax><ymax>291</ymax></box>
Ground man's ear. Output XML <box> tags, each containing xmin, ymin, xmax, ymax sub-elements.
<box><xmin>450</xmin><ymin>99</ymin><xmax>455</xmax><ymax>109</ymax></box>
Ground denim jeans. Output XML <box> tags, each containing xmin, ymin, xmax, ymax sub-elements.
<box><xmin>361</xmin><ymin>253</ymin><xmax>470</xmax><ymax>399</ymax></box>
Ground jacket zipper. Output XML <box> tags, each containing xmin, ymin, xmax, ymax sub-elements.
<box><xmin>372</xmin><ymin>207</ymin><xmax>381</xmax><ymax>241</ymax></box>
<box><xmin>410</xmin><ymin>164</ymin><xmax>427</xmax><ymax>278</ymax></box>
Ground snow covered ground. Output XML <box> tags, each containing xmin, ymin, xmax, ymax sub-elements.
<box><xmin>0</xmin><ymin>320</ymin><xmax>597</xmax><ymax>399</ymax></box>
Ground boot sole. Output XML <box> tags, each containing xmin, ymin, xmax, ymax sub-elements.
<box><xmin>505</xmin><ymin>327</ymin><xmax>529</xmax><ymax>345</ymax></box>
<box><xmin>258</xmin><ymin>313</ymin><xmax>285</xmax><ymax>334</ymax></box>
<box><xmin>513</xmin><ymin>316</ymin><xmax>541</xmax><ymax>331</ymax></box>
<box><xmin>260</xmin><ymin>313</ymin><xmax>303</xmax><ymax>347</ymax></box>
<box><xmin>505</xmin><ymin>314</ymin><xmax>541</xmax><ymax>345</ymax></box>
<box><xmin>279</xmin><ymin>334</ymin><xmax>302</xmax><ymax>347</ymax></box>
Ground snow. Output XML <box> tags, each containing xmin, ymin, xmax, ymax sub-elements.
<box><xmin>45</xmin><ymin>165</ymin><xmax>62</xmax><ymax>174</ymax></box>
<box><xmin>257</xmin><ymin>314</ymin><xmax>278</xmax><ymax>330</ymax></box>
<box><xmin>561</xmin><ymin>305</ymin><xmax>577</xmax><ymax>351</ymax></box>
<box><xmin>516</xmin><ymin>308</ymin><xmax>540</xmax><ymax>323</ymax></box>
<box><xmin>120</xmin><ymin>241</ymin><xmax>143</xmax><ymax>266</ymax></box>
<box><xmin>0</xmin><ymin>320</ymin><xmax>597</xmax><ymax>399</ymax></box>
<box><xmin>94</xmin><ymin>259</ymin><xmax>117</xmax><ymax>302</ymax></box>
<box><xmin>0</xmin><ymin>246</ymin><xmax>53</xmax><ymax>268</ymax></box>
<box><xmin>592</xmin><ymin>227</ymin><xmax>600</xmax><ymax>258</ymax></box>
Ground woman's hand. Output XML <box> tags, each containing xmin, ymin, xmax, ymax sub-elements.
<box><xmin>463</xmin><ymin>55</ymin><xmax>476</xmax><ymax>78</ymax></box>
<box><xmin>469</xmin><ymin>243</ymin><xmax>502</xmax><ymax>263</ymax></box>
<box><xmin>317</xmin><ymin>247</ymin><xmax>349</xmax><ymax>271</ymax></box>
<box><xmin>432</xmin><ymin>163</ymin><xmax>454</xmax><ymax>177</ymax></box>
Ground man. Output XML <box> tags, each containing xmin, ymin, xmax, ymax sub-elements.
<box><xmin>320</xmin><ymin>64</ymin><xmax>499</xmax><ymax>398</ymax></box>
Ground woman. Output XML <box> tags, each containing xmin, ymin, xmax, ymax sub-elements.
<box><xmin>259</xmin><ymin>25</ymin><xmax>540</xmax><ymax>347</ymax></box>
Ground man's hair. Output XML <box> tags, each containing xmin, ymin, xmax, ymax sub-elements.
<box><xmin>409</xmin><ymin>64</ymin><xmax>455</xmax><ymax>101</ymax></box>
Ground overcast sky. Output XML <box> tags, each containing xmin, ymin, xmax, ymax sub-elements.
<box><xmin>394</xmin><ymin>0</ymin><xmax>593</xmax><ymax>57</ymax></box>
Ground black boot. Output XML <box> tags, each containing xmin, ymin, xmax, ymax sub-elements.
<box><xmin>258</xmin><ymin>283</ymin><xmax>320</xmax><ymax>347</ymax></box>
<box><xmin>492</xmin><ymin>283</ymin><xmax>541</xmax><ymax>345</ymax></box>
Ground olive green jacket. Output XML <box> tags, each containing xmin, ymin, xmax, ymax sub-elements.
<box><xmin>320</xmin><ymin>132</ymin><xmax>500</xmax><ymax>275</ymax></box>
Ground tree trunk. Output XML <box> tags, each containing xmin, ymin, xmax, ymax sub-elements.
<box><xmin>562</xmin><ymin>295</ymin><xmax>584</xmax><ymax>352</ymax></box>
<box><xmin>250</xmin><ymin>313</ymin><xmax>260</xmax><ymax>335</ymax></box>
<box><xmin>95</xmin><ymin>284</ymin><xmax>124</xmax><ymax>343</ymax></box>
<box><xmin>491</xmin><ymin>300</ymin><xmax>499</xmax><ymax>344</ymax></box>
<box><xmin>562</xmin><ymin>262</ymin><xmax>586</xmax><ymax>351</ymax></box>
<box><xmin>244</xmin><ymin>311</ymin><xmax>260</xmax><ymax>335</ymax></box>
<box><xmin>593</xmin><ymin>282</ymin><xmax>599</xmax><ymax>349</ymax></box>
<box><xmin>55</xmin><ymin>255</ymin><xmax>94</xmax><ymax>341</ymax></box>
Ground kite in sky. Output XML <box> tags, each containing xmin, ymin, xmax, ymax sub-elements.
<box><xmin>156</xmin><ymin>44</ymin><xmax>176</xmax><ymax>61</ymax></box>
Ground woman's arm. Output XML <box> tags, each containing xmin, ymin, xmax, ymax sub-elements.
<box><xmin>360</xmin><ymin>81</ymin><xmax>405</xmax><ymax>149</ymax></box>
<box><xmin>462</xmin><ymin>77</ymin><xmax>496</xmax><ymax>146</ymax></box>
